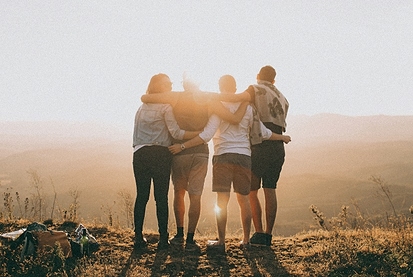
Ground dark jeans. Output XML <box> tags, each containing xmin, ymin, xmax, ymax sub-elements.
<box><xmin>133</xmin><ymin>146</ymin><xmax>172</xmax><ymax>238</ymax></box>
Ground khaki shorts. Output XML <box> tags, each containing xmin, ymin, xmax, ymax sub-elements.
<box><xmin>171</xmin><ymin>153</ymin><xmax>209</xmax><ymax>196</ymax></box>
<box><xmin>212</xmin><ymin>153</ymin><xmax>251</xmax><ymax>195</ymax></box>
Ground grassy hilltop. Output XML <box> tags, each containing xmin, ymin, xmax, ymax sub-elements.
<box><xmin>1</xmin><ymin>216</ymin><xmax>412</xmax><ymax>277</ymax></box>
<box><xmin>1</xmin><ymin>116</ymin><xmax>413</xmax><ymax>275</ymax></box>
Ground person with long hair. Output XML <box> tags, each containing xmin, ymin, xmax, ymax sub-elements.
<box><xmin>132</xmin><ymin>73</ymin><xmax>199</xmax><ymax>251</ymax></box>
<box><xmin>140</xmin><ymin>76</ymin><xmax>247</xmax><ymax>251</ymax></box>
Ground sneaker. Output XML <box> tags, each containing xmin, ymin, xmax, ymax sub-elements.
<box><xmin>250</xmin><ymin>232</ymin><xmax>268</xmax><ymax>246</ymax></box>
<box><xmin>185</xmin><ymin>240</ymin><xmax>201</xmax><ymax>252</ymax></box>
<box><xmin>134</xmin><ymin>237</ymin><xmax>148</xmax><ymax>250</ymax></box>
<box><xmin>170</xmin><ymin>235</ymin><xmax>185</xmax><ymax>245</ymax></box>
<box><xmin>206</xmin><ymin>240</ymin><xmax>225</xmax><ymax>252</ymax></box>
<box><xmin>265</xmin><ymin>234</ymin><xmax>272</xmax><ymax>246</ymax></box>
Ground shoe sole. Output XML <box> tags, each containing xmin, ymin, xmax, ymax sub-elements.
<box><xmin>206</xmin><ymin>244</ymin><xmax>225</xmax><ymax>252</ymax></box>
<box><xmin>250</xmin><ymin>243</ymin><xmax>270</xmax><ymax>247</ymax></box>
<box><xmin>170</xmin><ymin>241</ymin><xmax>184</xmax><ymax>246</ymax></box>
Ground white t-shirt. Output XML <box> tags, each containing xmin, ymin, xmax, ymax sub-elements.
<box><xmin>198</xmin><ymin>102</ymin><xmax>273</xmax><ymax>156</ymax></box>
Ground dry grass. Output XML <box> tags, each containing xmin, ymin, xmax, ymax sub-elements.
<box><xmin>1</xmin><ymin>220</ymin><xmax>413</xmax><ymax>277</ymax></box>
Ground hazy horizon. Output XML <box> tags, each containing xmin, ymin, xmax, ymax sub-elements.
<box><xmin>1</xmin><ymin>1</ymin><xmax>413</xmax><ymax>129</ymax></box>
<box><xmin>2</xmin><ymin>0</ymin><xmax>413</xmax><ymax>236</ymax></box>
<box><xmin>1</xmin><ymin>115</ymin><xmax>413</xmax><ymax>236</ymax></box>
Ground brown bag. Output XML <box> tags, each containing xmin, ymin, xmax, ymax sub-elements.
<box><xmin>33</xmin><ymin>230</ymin><xmax>72</xmax><ymax>258</ymax></box>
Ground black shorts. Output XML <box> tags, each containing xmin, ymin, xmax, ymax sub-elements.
<box><xmin>251</xmin><ymin>139</ymin><xmax>285</xmax><ymax>190</ymax></box>
<box><xmin>212</xmin><ymin>153</ymin><xmax>251</xmax><ymax>195</ymax></box>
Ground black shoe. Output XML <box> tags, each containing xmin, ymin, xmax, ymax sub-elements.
<box><xmin>134</xmin><ymin>237</ymin><xmax>148</xmax><ymax>249</ymax></box>
<box><xmin>185</xmin><ymin>239</ymin><xmax>201</xmax><ymax>252</ymax></box>
<box><xmin>157</xmin><ymin>238</ymin><xmax>170</xmax><ymax>250</ymax></box>
<box><xmin>170</xmin><ymin>235</ymin><xmax>185</xmax><ymax>245</ymax></box>
<box><xmin>266</xmin><ymin>234</ymin><xmax>272</xmax><ymax>246</ymax></box>
<box><xmin>250</xmin><ymin>232</ymin><xmax>268</xmax><ymax>246</ymax></box>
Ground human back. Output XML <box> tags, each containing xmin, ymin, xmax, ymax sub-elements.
<box><xmin>133</xmin><ymin>74</ymin><xmax>184</xmax><ymax>149</ymax></box>
<box><xmin>172</xmin><ymin>90</ymin><xmax>210</xmax><ymax>155</ymax></box>
<box><xmin>248</xmin><ymin>65</ymin><xmax>288</xmax><ymax>133</ymax></box>
<box><xmin>212</xmin><ymin>101</ymin><xmax>253</xmax><ymax>156</ymax></box>
<box><xmin>173</xmin><ymin>92</ymin><xmax>209</xmax><ymax>132</ymax></box>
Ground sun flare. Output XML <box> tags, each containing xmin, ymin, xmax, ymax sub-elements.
<box><xmin>214</xmin><ymin>204</ymin><xmax>221</xmax><ymax>215</ymax></box>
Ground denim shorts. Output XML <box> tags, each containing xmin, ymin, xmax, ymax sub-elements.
<box><xmin>212</xmin><ymin>153</ymin><xmax>251</xmax><ymax>195</ymax></box>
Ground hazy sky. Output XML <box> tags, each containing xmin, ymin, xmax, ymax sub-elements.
<box><xmin>1</xmin><ymin>1</ymin><xmax>412</xmax><ymax>130</ymax></box>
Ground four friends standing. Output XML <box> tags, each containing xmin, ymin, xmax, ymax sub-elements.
<box><xmin>132</xmin><ymin>65</ymin><xmax>291</xmax><ymax>251</ymax></box>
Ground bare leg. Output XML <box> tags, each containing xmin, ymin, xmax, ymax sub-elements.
<box><xmin>249</xmin><ymin>189</ymin><xmax>263</xmax><ymax>233</ymax></box>
<box><xmin>216</xmin><ymin>192</ymin><xmax>230</xmax><ymax>244</ymax></box>
<box><xmin>236</xmin><ymin>193</ymin><xmax>251</xmax><ymax>243</ymax></box>
<box><xmin>173</xmin><ymin>189</ymin><xmax>186</xmax><ymax>229</ymax></box>
<box><xmin>263</xmin><ymin>188</ymin><xmax>277</xmax><ymax>234</ymax></box>
<box><xmin>187</xmin><ymin>194</ymin><xmax>201</xmax><ymax>233</ymax></box>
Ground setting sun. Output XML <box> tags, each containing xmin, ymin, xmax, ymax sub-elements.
<box><xmin>1</xmin><ymin>1</ymin><xmax>413</xmax><ymax>276</ymax></box>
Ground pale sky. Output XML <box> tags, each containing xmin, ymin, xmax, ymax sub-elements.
<box><xmin>1</xmin><ymin>1</ymin><xmax>412</xmax><ymax>130</ymax></box>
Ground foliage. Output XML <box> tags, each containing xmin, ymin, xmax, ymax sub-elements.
<box><xmin>1</xmin><ymin>218</ymin><xmax>413</xmax><ymax>276</ymax></box>
<box><xmin>1</xmin><ymin>173</ymin><xmax>412</xmax><ymax>276</ymax></box>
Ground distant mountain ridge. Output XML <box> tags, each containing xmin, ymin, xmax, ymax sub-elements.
<box><xmin>1</xmin><ymin>114</ymin><xmax>413</xmax><ymax>236</ymax></box>
<box><xmin>2</xmin><ymin>114</ymin><xmax>413</xmax><ymax>145</ymax></box>
<box><xmin>287</xmin><ymin>114</ymin><xmax>413</xmax><ymax>145</ymax></box>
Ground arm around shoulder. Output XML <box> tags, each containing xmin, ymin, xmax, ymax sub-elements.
<box><xmin>208</xmin><ymin>101</ymin><xmax>248</xmax><ymax>124</ymax></box>
<box><xmin>269</xmin><ymin>133</ymin><xmax>291</xmax><ymax>144</ymax></box>
<box><xmin>168</xmin><ymin>136</ymin><xmax>206</xmax><ymax>155</ymax></box>
<box><xmin>217</xmin><ymin>90</ymin><xmax>251</xmax><ymax>102</ymax></box>
<box><xmin>141</xmin><ymin>92</ymin><xmax>178</xmax><ymax>106</ymax></box>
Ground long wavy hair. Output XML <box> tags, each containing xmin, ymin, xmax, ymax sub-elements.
<box><xmin>146</xmin><ymin>73</ymin><xmax>169</xmax><ymax>94</ymax></box>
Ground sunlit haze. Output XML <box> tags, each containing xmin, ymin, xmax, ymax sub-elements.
<box><xmin>2</xmin><ymin>2</ymin><xmax>413</xmax><ymax>239</ymax></box>
<box><xmin>1</xmin><ymin>1</ymin><xmax>413</xmax><ymax>130</ymax></box>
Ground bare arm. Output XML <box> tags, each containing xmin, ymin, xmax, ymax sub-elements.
<box><xmin>258</xmin><ymin>119</ymin><xmax>291</xmax><ymax>144</ymax></box>
<box><xmin>208</xmin><ymin>101</ymin><xmax>248</xmax><ymax>124</ymax></box>
<box><xmin>268</xmin><ymin>133</ymin><xmax>292</xmax><ymax>144</ymax></box>
<box><xmin>169</xmin><ymin>114</ymin><xmax>220</xmax><ymax>155</ymax></box>
<box><xmin>216</xmin><ymin>90</ymin><xmax>251</xmax><ymax>102</ymax></box>
<box><xmin>141</xmin><ymin>92</ymin><xmax>178</xmax><ymax>106</ymax></box>
<box><xmin>168</xmin><ymin>136</ymin><xmax>206</xmax><ymax>155</ymax></box>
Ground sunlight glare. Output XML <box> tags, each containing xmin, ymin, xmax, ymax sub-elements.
<box><xmin>214</xmin><ymin>204</ymin><xmax>221</xmax><ymax>216</ymax></box>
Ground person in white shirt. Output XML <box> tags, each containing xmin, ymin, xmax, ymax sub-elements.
<box><xmin>214</xmin><ymin>65</ymin><xmax>290</xmax><ymax>247</ymax></box>
<box><xmin>168</xmin><ymin>75</ymin><xmax>291</xmax><ymax>250</ymax></box>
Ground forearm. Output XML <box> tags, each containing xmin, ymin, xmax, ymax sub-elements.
<box><xmin>217</xmin><ymin>91</ymin><xmax>250</xmax><ymax>102</ymax></box>
<box><xmin>183</xmin><ymin>136</ymin><xmax>205</xmax><ymax>149</ymax></box>
<box><xmin>259</xmin><ymin>120</ymin><xmax>291</xmax><ymax>144</ymax></box>
<box><xmin>209</xmin><ymin>101</ymin><xmax>247</xmax><ymax>124</ymax></box>
<box><xmin>183</xmin><ymin>130</ymin><xmax>201</xmax><ymax>140</ymax></box>
<box><xmin>168</xmin><ymin>135</ymin><xmax>206</xmax><ymax>155</ymax></box>
<box><xmin>141</xmin><ymin>92</ymin><xmax>177</xmax><ymax>105</ymax></box>
<box><xmin>268</xmin><ymin>133</ymin><xmax>291</xmax><ymax>144</ymax></box>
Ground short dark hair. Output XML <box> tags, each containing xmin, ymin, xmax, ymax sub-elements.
<box><xmin>258</xmin><ymin>65</ymin><xmax>276</xmax><ymax>82</ymax></box>
<box><xmin>219</xmin><ymin>75</ymin><xmax>236</xmax><ymax>93</ymax></box>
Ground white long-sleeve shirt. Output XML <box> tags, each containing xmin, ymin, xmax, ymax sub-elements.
<box><xmin>198</xmin><ymin>102</ymin><xmax>273</xmax><ymax>156</ymax></box>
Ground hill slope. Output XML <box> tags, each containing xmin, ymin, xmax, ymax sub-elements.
<box><xmin>1</xmin><ymin>221</ymin><xmax>412</xmax><ymax>276</ymax></box>
<box><xmin>1</xmin><ymin>115</ymin><xmax>413</xmax><ymax>236</ymax></box>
